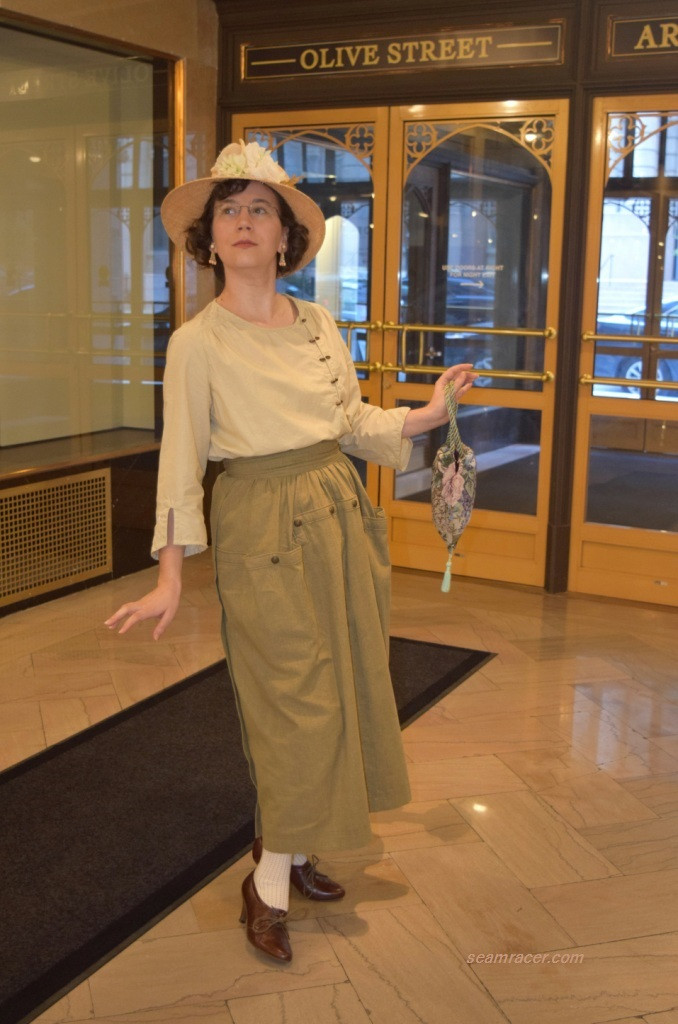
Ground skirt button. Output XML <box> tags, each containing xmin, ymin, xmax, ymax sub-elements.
<box><xmin>271</xmin><ymin>555</ymin><xmax>280</xmax><ymax>564</ymax></box>
<box><xmin>293</xmin><ymin>518</ymin><xmax>302</xmax><ymax>527</ymax></box>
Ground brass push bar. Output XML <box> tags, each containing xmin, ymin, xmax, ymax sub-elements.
<box><xmin>396</xmin><ymin>322</ymin><xmax>556</xmax><ymax>339</ymax></box>
<box><xmin>337</xmin><ymin>320</ymin><xmax>556</xmax><ymax>341</ymax></box>
<box><xmin>580</xmin><ymin>373</ymin><xmax>678</xmax><ymax>392</ymax></box>
<box><xmin>582</xmin><ymin>331</ymin><xmax>678</xmax><ymax>346</ymax></box>
<box><xmin>336</xmin><ymin>319</ymin><xmax>556</xmax><ymax>382</ymax></box>
<box><xmin>359</xmin><ymin>363</ymin><xmax>553</xmax><ymax>382</ymax></box>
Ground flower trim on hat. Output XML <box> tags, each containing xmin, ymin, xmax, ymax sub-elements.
<box><xmin>211</xmin><ymin>139</ymin><xmax>297</xmax><ymax>186</ymax></box>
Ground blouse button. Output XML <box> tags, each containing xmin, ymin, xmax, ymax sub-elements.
<box><xmin>352</xmin><ymin>499</ymin><xmax>358</xmax><ymax>508</ymax></box>
<box><xmin>271</xmin><ymin>555</ymin><xmax>280</xmax><ymax>564</ymax></box>
<box><xmin>293</xmin><ymin>518</ymin><xmax>302</xmax><ymax>527</ymax></box>
<box><xmin>319</xmin><ymin>356</ymin><xmax>328</xmax><ymax>361</ymax></box>
<box><xmin>331</xmin><ymin>377</ymin><xmax>339</xmax><ymax>383</ymax></box>
<box><xmin>329</xmin><ymin>506</ymin><xmax>336</xmax><ymax>514</ymax></box>
<box><xmin>335</xmin><ymin>399</ymin><xmax>342</xmax><ymax>406</ymax></box>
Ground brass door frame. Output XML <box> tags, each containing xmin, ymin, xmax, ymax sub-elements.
<box><xmin>381</xmin><ymin>100</ymin><xmax>568</xmax><ymax>587</ymax></box>
<box><xmin>570</xmin><ymin>94</ymin><xmax>678</xmax><ymax>608</ymax></box>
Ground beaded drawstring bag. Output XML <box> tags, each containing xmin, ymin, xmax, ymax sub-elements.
<box><xmin>431</xmin><ymin>384</ymin><xmax>477</xmax><ymax>592</ymax></box>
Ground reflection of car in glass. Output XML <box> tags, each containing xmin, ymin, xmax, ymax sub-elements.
<box><xmin>594</xmin><ymin>300</ymin><xmax>678</xmax><ymax>389</ymax></box>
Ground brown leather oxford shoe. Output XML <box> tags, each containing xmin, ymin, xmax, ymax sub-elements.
<box><xmin>252</xmin><ymin>836</ymin><xmax>346</xmax><ymax>902</ymax></box>
<box><xmin>239</xmin><ymin>870</ymin><xmax>292</xmax><ymax>962</ymax></box>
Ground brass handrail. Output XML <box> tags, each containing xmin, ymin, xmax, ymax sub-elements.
<box><xmin>396</xmin><ymin>322</ymin><xmax>556</xmax><ymax>339</ymax></box>
<box><xmin>336</xmin><ymin>319</ymin><xmax>555</xmax><ymax>381</ymax></box>
<box><xmin>580</xmin><ymin>373</ymin><xmax>678</xmax><ymax>392</ymax></box>
<box><xmin>355</xmin><ymin>361</ymin><xmax>553</xmax><ymax>382</ymax></box>
<box><xmin>582</xmin><ymin>330</ymin><xmax>678</xmax><ymax>345</ymax></box>
<box><xmin>336</xmin><ymin>320</ymin><xmax>556</xmax><ymax>339</ymax></box>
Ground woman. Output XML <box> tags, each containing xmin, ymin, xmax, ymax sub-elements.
<box><xmin>106</xmin><ymin>140</ymin><xmax>476</xmax><ymax>963</ymax></box>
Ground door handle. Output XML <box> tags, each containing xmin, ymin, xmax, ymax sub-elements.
<box><xmin>582</xmin><ymin>331</ymin><xmax>678</xmax><ymax>345</ymax></box>
<box><xmin>579</xmin><ymin>373</ymin><xmax>678</xmax><ymax>392</ymax></box>
<box><xmin>340</xmin><ymin>320</ymin><xmax>556</xmax><ymax>381</ymax></box>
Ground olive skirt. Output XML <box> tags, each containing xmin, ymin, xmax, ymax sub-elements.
<box><xmin>210</xmin><ymin>440</ymin><xmax>411</xmax><ymax>853</ymax></box>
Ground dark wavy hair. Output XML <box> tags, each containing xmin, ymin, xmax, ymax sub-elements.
<box><xmin>184</xmin><ymin>179</ymin><xmax>309</xmax><ymax>284</ymax></box>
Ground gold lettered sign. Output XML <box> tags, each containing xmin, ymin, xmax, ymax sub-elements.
<box><xmin>242</xmin><ymin>24</ymin><xmax>563</xmax><ymax>80</ymax></box>
<box><xmin>610</xmin><ymin>16</ymin><xmax>678</xmax><ymax>56</ymax></box>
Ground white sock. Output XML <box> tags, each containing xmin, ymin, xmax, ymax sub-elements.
<box><xmin>253</xmin><ymin>849</ymin><xmax>292</xmax><ymax>911</ymax></box>
<box><xmin>292</xmin><ymin>852</ymin><xmax>307</xmax><ymax>866</ymax></box>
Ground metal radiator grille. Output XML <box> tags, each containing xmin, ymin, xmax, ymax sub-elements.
<box><xmin>0</xmin><ymin>469</ymin><xmax>112</xmax><ymax>607</ymax></box>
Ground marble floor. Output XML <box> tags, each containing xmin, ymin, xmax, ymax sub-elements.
<box><xmin>2</xmin><ymin>553</ymin><xmax>678</xmax><ymax>1024</ymax></box>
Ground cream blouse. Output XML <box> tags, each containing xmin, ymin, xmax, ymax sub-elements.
<box><xmin>151</xmin><ymin>298</ymin><xmax>412</xmax><ymax>558</ymax></box>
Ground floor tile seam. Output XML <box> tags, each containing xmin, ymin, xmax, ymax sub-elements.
<box><xmin>439</xmin><ymin>703</ymin><xmax>601</xmax><ymax>725</ymax></box>
<box><xmin>535</xmin><ymin>774</ymin><xmax>662</xmax><ymax>817</ymax></box>
<box><xmin>529</xmin><ymin>707</ymin><xmax>661</xmax><ymax>749</ymax></box>
<box><xmin>378</xmin><ymin>869</ymin><xmax>582</xmax><ymax>990</ymax></box>
<box><xmin>492</xmin><ymin>750</ymin><xmax>600</xmax><ymax>786</ymax></box>
<box><xmin>318</xmin><ymin>909</ymin><xmax>447</xmax><ymax>1020</ymax></box>
<box><xmin>386</xmin><ymin>908</ymin><xmax>518</xmax><ymax>1023</ymax></box>
<box><xmin>320</xmin><ymin>900</ymin><xmax>512</xmax><ymax>1021</ymax></box>
<box><xmin>224</xmin><ymin>977</ymin><xmax>355</xmax><ymax>1011</ymax></box>
<box><xmin>564</xmin><ymin>823</ymin><xmax>678</xmax><ymax>855</ymax></box>
<box><xmin>596</xmin><ymin>744</ymin><xmax>678</xmax><ymax>774</ymax></box>
<box><xmin>450</xmin><ymin>789</ymin><xmax>624</xmax><ymax>883</ymax></box>
<box><xmin>531</xmin><ymin>863</ymin><xmax>678</xmax><ymax>908</ymax></box>
<box><xmin>500</xmin><ymin>926</ymin><xmax>678</xmax><ymax>959</ymax></box>
<box><xmin>580</xmin><ymin>697</ymin><xmax>678</xmax><ymax>724</ymax></box>
<box><xmin>582</xmin><ymin>791</ymin><xmax>678</xmax><ymax>826</ymax></box>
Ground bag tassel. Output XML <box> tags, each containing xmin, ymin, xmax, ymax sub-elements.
<box><xmin>441</xmin><ymin>553</ymin><xmax>453</xmax><ymax>593</ymax></box>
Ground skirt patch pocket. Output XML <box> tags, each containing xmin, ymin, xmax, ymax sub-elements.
<box><xmin>215</xmin><ymin>545</ymin><xmax>321</xmax><ymax>670</ymax></box>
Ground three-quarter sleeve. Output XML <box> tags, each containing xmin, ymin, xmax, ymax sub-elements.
<box><xmin>150</xmin><ymin>324</ymin><xmax>212</xmax><ymax>559</ymax></box>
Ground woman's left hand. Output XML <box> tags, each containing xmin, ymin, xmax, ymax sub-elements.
<box><xmin>402</xmin><ymin>363</ymin><xmax>478</xmax><ymax>437</ymax></box>
<box><xmin>432</xmin><ymin>363</ymin><xmax>478</xmax><ymax>411</ymax></box>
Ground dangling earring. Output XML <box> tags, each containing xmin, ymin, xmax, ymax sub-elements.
<box><xmin>278</xmin><ymin>248</ymin><xmax>287</xmax><ymax>269</ymax></box>
<box><xmin>209</xmin><ymin>243</ymin><xmax>217</xmax><ymax>266</ymax></box>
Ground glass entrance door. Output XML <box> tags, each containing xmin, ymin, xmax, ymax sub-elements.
<box><xmin>232</xmin><ymin>101</ymin><xmax>568</xmax><ymax>587</ymax></box>
<box><xmin>382</xmin><ymin>102</ymin><xmax>566</xmax><ymax>584</ymax></box>
<box><xmin>570</xmin><ymin>96</ymin><xmax>678</xmax><ymax>607</ymax></box>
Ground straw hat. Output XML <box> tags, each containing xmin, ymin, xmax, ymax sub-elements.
<box><xmin>160</xmin><ymin>140</ymin><xmax>326</xmax><ymax>272</ymax></box>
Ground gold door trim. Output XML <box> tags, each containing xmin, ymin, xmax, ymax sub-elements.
<box><xmin>570</xmin><ymin>93</ymin><xmax>678</xmax><ymax>607</ymax></box>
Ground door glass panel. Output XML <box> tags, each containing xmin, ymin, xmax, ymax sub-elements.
<box><xmin>594</xmin><ymin>111</ymin><xmax>678</xmax><ymax>402</ymax></box>
<box><xmin>586</xmin><ymin>415</ymin><xmax>678</xmax><ymax>531</ymax></box>
<box><xmin>398</xmin><ymin>120</ymin><xmax>552</xmax><ymax>389</ymax></box>
<box><xmin>395</xmin><ymin>400</ymin><xmax>540</xmax><ymax>515</ymax></box>
<box><xmin>244</xmin><ymin>127</ymin><xmax>373</xmax><ymax>359</ymax></box>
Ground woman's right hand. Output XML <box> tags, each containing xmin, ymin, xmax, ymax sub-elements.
<box><xmin>105</xmin><ymin>541</ymin><xmax>185</xmax><ymax>641</ymax></box>
<box><xmin>105</xmin><ymin>580</ymin><xmax>181</xmax><ymax>641</ymax></box>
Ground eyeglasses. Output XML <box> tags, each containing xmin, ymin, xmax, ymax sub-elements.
<box><xmin>216</xmin><ymin>200</ymin><xmax>279</xmax><ymax>219</ymax></box>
